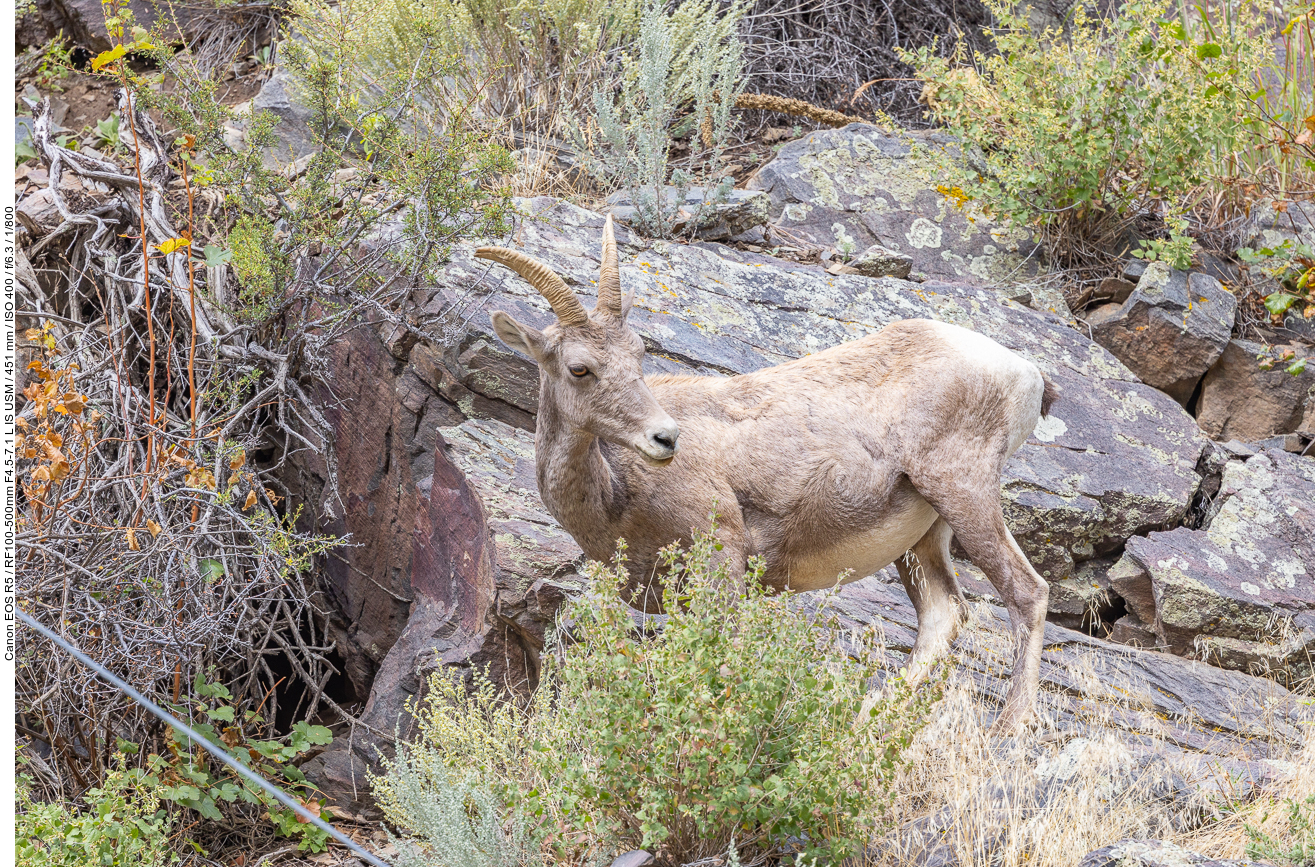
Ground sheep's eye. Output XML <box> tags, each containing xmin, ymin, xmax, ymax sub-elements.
<box><xmin>568</xmin><ymin>364</ymin><xmax>589</xmax><ymax>378</ymax></box>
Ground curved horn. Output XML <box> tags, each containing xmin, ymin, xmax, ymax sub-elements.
<box><xmin>597</xmin><ymin>214</ymin><xmax>623</xmax><ymax>316</ymax></box>
<box><xmin>475</xmin><ymin>247</ymin><xmax>588</xmax><ymax>326</ymax></box>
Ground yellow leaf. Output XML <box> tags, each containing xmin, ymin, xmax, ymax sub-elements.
<box><xmin>243</xmin><ymin>490</ymin><xmax>258</xmax><ymax>510</ymax></box>
<box><xmin>157</xmin><ymin>237</ymin><xmax>191</xmax><ymax>255</ymax></box>
<box><xmin>91</xmin><ymin>44</ymin><xmax>128</xmax><ymax>72</ymax></box>
<box><xmin>146</xmin><ymin>519</ymin><xmax>162</xmax><ymax>537</ymax></box>
<box><xmin>126</xmin><ymin>527</ymin><xmax>140</xmax><ymax>550</ymax></box>
<box><xmin>229</xmin><ymin>450</ymin><xmax>246</xmax><ymax>471</ymax></box>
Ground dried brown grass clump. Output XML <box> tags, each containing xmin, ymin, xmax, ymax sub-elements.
<box><xmin>733</xmin><ymin>93</ymin><xmax>869</xmax><ymax>129</ymax></box>
<box><xmin>862</xmin><ymin>606</ymin><xmax>1309</xmax><ymax>867</ymax></box>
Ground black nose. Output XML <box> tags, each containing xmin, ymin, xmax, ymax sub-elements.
<box><xmin>653</xmin><ymin>430</ymin><xmax>676</xmax><ymax>450</ymax></box>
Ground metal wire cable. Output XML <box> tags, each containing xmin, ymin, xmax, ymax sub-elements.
<box><xmin>16</xmin><ymin>609</ymin><xmax>392</xmax><ymax>867</ymax></box>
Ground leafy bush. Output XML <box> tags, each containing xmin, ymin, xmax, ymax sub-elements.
<box><xmin>581</xmin><ymin>0</ymin><xmax>749</xmax><ymax>237</ymax></box>
<box><xmin>18</xmin><ymin>756</ymin><xmax>173</xmax><ymax>867</ymax></box>
<box><xmin>1239</xmin><ymin>237</ymin><xmax>1315</xmax><ymax>324</ymax></box>
<box><xmin>378</xmin><ymin>528</ymin><xmax>939</xmax><ymax>865</ymax></box>
<box><xmin>906</xmin><ymin>0</ymin><xmax>1270</xmax><ymax>273</ymax></box>
<box><xmin>125</xmin><ymin>673</ymin><xmax>335</xmax><ymax>853</ymax></box>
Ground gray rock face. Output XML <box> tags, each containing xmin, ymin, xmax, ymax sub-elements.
<box><xmin>39</xmin><ymin>0</ymin><xmax>203</xmax><ymax>52</ymax></box>
<box><xmin>1196</xmin><ymin>339</ymin><xmax>1315</xmax><ymax>442</ymax></box>
<box><xmin>298</xmin><ymin>413</ymin><xmax>586</xmax><ymax>815</ymax></box>
<box><xmin>248</xmin><ymin>66</ymin><xmax>320</xmax><ymax>169</ymax></box>
<box><xmin>746</xmin><ymin>125</ymin><xmax>1044</xmax><ymax>296</ymax></box>
<box><xmin>604</xmin><ymin>186</ymin><xmax>769</xmax><ymax>241</ymax></box>
<box><xmin>1090</xmin><ymin>263</ymin><xmax>1238</xmax><ymax>405</ymax></box>
<box><xmin>1080</xmin><ymin>839</ymin><xmax>1269</xmax><ymax>867</ymax></box>
<box><xmin>1109</xmin><ymin>448</ymin><xmax>1315</xmax><ymax>683</ymax></box>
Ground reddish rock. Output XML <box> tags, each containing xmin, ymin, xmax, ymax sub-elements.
<box><xmin>1196</xmin><ymin>339</ymin><xmax>1315</xmax><ymax>442</ymax></box>
<box><xmin>1090</xmin><ymin>263</ymin><xmax>1237</xmax><ymax>405</ymax></box>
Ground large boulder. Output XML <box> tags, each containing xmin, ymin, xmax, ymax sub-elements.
<box><xmin>1107</xmin><ymin>448</ymin><xmax>1315</xmax><ymax>684</ymax></box>
<box><xmin>1089</xmin><ymin>263</ymin><xmax>1238</xmax><ymax>405</ymax></box>
<box><xmin>297</xmin><ymin>412</ymin><xmax>585</xmax><ymax>813</ymax></box>
<box><xmin>1196</xmin><ymin>339</ymin><xmax>1315</xmax><ymax>442</ymax></box>
<box><xmin>745</xmin><ymin>125</ymin><xmax>1047</xmax><ymax>302</ymax></box>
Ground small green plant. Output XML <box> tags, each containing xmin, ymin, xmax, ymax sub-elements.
<box><xmin>379</xmin><ymin>526</ymin><xmax>940</xmax><ymax>866</ymax></box>
<box><xmin>17</xmin><ymin>754</ymin><xmax>174</xmax><ymax>867</ymax></box>
<box><xmin>225</xmin><ymin>214</ymin><xmax>284</xmax><ymax>322</ymax></box>
<box><xmin>1247</xmin><ymin>794</ymin><xmax>1315</xmax><ymax>867</ymax></box>
<box><xmin>34</xmin><ymin>34</ymin><xmax>74</xmax><ymax>91</ymax></box>
<box><xmin>251</xmin><ymin>43</ymin><xmax>273</xmax><ymax>69</ymax></box>
<box><xmin>92</xmin><ymin>114</ymin><xmax>122</xmax><ymax>150</ymax></box>
<box><xmin>1239</xmin><ymin>237</ymin><xmax>1315</xmax><ymax>325</ymax></box>
<box><xmin>16</xmin><ymin>137</ymin><xmax>38</xmax><ymax>164</ymax></box>
<box><xmin>131</xmin><ymin>673</ymin><xmax>335</xmax><ymax>853</ymax></box>
<box><xmin>906</xmin><ymin>0</ymin><xmax>1270</xmax><ymax>273</ymax></box>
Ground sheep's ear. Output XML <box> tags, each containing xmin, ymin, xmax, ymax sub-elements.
<box><xmin>620</xmin><ymin>290</ymin><xmax>634</xmax><ymax>320</ymax></box>
<box><xmin>491</xmin><ymin>310</ymin><xmax>544</xmax><ymax>361</ymax></box>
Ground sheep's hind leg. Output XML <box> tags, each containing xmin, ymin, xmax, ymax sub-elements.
<box><xmin>895</xmin><ymin>517</ymin><xmax>967</xmax><ymax>686</ymax></box>
<box><xmin>934</xmin><ymin>495</ymin><xmax>1048</xmax><ymax>731</ymax></box>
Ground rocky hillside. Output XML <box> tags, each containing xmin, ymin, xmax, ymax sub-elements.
<box><xmin>273</xmin><ymin>126</ymin><xmax>1315</xmax><ymax>812</ymax></box>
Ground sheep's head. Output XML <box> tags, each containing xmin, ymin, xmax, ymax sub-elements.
<box><xmin>478</xmin><ymin>216</ymin><xmax>679</xmax><ymax>464</ymax></box>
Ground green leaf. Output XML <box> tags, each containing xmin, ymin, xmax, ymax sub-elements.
<box><xmin>15</xmin><ymin>139</ymin><xmax>38</xmax><ymax>165</ymax></box>
<box><xmin>290</xmin><ymin>721</ymin><xmax>333</xmax><ymax>747</ymax></box>
<box><xmin>1287</xmin><ymin>358</ymin><xmax>1307</xmax><ymax>376</ymax></box>
<box><xmin>207</xmin><ymin>705</ymin><xmax>235</xmax><ymax>722</ymax></box>
<box><xmin>203</xmin><ymin>245</ymin><xmax>233</xmax><ymax>267</ymax></box>
<box><xmin>1195</xmin><ymin>42</ymin><xmax>1222</xmax><ymax>59</ymax></box>
<box><xmin>1264</xmin><ymin>293</ymin><xmax>1299</xmax><ymax>316</ymax></box>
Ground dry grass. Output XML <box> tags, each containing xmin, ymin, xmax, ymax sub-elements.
<box><xmin>858</xmin><ymin>603</ymin><xmax>1313</xmax><ymax>867</ymax></box>
<box><xmin>1180</xmin><ymin>728</ymin><xmax>1315</xmax><ymax>863</ymax></box>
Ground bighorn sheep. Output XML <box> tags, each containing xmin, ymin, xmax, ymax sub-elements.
<box><xmin>476</xmin><ymin>217</ymin><xmax>1056</xmax><ymax>728</ymax></box>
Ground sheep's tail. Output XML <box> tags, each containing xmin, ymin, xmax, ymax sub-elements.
<box><xmin>1040</xmin><ymin>374</ymin><xmax>1059</xmax><ymax>418</ymax></box>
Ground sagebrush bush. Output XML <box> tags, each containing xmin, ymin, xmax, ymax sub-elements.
<box><xmin>581</xmin><ymin>0</ymin><xmax>748</xmax><ymax>237</ymax></box>
<box><xmin>378</xmin><ymin>528</ymin><xmax>939</xmax><ymax>866</ymax></box>
<box><xmin>906</xmin><ymin>0</ymin><xmax>1270</xmax><ymax>273</ymax></box>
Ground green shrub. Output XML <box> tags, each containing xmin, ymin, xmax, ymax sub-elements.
<box><xmin>18</xmin><ymin>756</ymin><xmax>173</xmax><ymax>867</ymax></box>
<box><xmin>906</xmin><ymin>0</ymin><xmax>1270</xmax><ymax>272</ymax></box>
<box><xmin>289</xmin><ymin>0</ymin><xmax>640</xmax><ymax>132</ymax></box>
<box><xmin>129</xmin><ymin>673</ymin><xmax>335</xmax><ymax>854</ymax></box>
<box><xmin>581</xmin><ymin>0</ymin><xmax>748</xmax><ymax>237</ymax></box>
<box><xmin>378</xmin><ymin>528</ymin><xmax>939</xmax><ymax>865</ymax></box>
